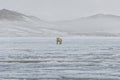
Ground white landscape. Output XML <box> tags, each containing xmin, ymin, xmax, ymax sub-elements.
<box><xmin>0</xmin><ymin>37</ymin><xmax>120</xmax><ymax>80</ymax></box>
<box><xmin>0</xmin><ymin>9</ymin><xmax>120</xmax><ymax>37</ymax></box>
<box><xmin>0</xmin><ymin>0</ymin><xmax>120</xmax><ymax>80</ymax></box>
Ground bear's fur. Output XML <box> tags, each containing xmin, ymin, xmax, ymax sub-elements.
<box><xmin>56</xmin><ymin>37</ymin><xmax>62</xmax><ymax>45</ymax></box>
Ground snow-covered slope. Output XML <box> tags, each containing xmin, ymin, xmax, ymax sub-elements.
<box><xmin>0</xmin><ymin>9</ymin><xmax>68</xmax><ymax>37</ymax></box>
<box><xmin>1</xmin><ymin>9</ymin><xmax>120</xmax><ymax>37</ymax></box>
<box><xmin>50</xmin><ymin>14</ymin><xmax>120</xmax><ymax>36</ymax></box>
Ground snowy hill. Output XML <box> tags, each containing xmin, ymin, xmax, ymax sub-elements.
<box><xmin>0</xmin><ymin>9</ymin><xmax>68</xmax><ymax>37</ymax></box>
<box><xmin>0</xmin><ymin>9</ymin><xmax>120</xmax><ymax>37</ymax></box>
<box><xmin>50</xmin><ymin>14</ymin><xmax>120</xmax><ymax>36</ymax></box>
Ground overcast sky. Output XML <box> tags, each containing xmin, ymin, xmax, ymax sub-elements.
<box><xmin>0</xmin><ymin>0</ymin><xmax>120</xmax><ymax>21</ymax></box>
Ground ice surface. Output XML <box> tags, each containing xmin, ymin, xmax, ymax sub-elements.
<box><xmin>0</xmin><ymin>37</ymin><xmax>120</xmax><ymax>80</ymax></box>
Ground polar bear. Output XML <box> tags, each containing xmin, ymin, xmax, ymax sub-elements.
<box><xmin>56</xmin><ymin>37</ymin><xmax>62</xmax><ymax>45</ymax></box>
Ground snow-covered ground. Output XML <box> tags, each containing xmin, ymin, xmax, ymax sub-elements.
<box><xmin>1</xmin><ymin>9</ymin><xmax>120</xmax><ymax>37</ymax></box>
<box><xmin>0</xmin><ymin>37</ymin><xmax>120</xmax><ymax>80</ymax></box>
